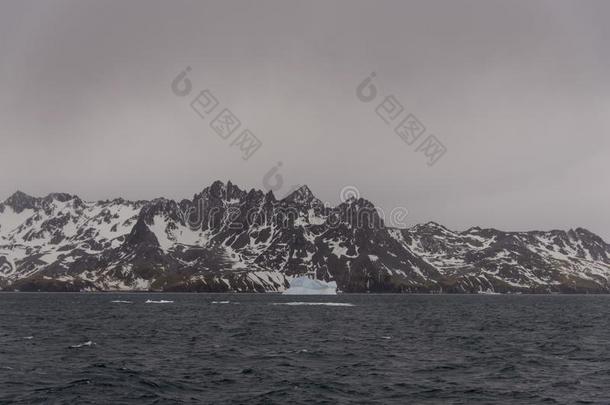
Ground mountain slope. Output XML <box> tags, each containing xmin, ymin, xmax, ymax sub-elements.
<box><xmin>0</xmin><ymin>182</ymin><xmax>608</xmax><ymax>293</ymax></box>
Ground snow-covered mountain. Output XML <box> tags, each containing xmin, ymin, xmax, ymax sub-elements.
<box><xmin>0</xmin><ymin>181</ymin><xmax>608</xmax><ymax>293</ymax></box>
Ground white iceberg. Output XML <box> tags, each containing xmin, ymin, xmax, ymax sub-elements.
<box><xmin>283</xmin><ymin>276</ymin><xmax>337</xmax><ymax>295</ymax></box>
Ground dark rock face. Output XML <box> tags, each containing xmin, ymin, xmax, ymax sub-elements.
<box><xmin>3</xmin><ymin>191</ymin><xmax>39</xmax><ymax>213</ymax></box>
<box><xmin>0</xmin><ymin>182</ymin><xmax>608</xmax><ymax>293</ymax></box>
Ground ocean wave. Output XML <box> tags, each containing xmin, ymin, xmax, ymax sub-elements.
<box><xmin>145</xmin><ymin>300</ymin><xmax>174</xmax><ymax>304</ymax></box>
<box><xmin>272</xmin><ymin>302</ymin><xmax>354</xmax><ymax>307</ymax></box>
<box><xmin>110</xmin><ymin>300</ymin><xmax>132</xmax><ymax>303</ymax></box>
<box><xmin>211</xmin><ymin>301</ymin><xmax>231</xmax><ymax>304</ymax></box>
<box><xmin>69</xmin><ymin>341</ymin><xmax>94</xmax><ymax>349</ymax></box>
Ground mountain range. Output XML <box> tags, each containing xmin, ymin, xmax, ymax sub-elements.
<box><xmin>0</xmin><ymin>181</ymin><xmax>608</xmax><ymax>293</ymax></box>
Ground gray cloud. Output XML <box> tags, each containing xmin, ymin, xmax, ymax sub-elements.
<box><xmin>0</xmin><ymin>0</ymin><xmax>608</xmax><ymax>239</ymax></box>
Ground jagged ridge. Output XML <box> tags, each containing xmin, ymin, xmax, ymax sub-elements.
<box><xmin>0</xmin><ymin>181</ymin><xmax>608</xmax><ymax>293</ymax></box>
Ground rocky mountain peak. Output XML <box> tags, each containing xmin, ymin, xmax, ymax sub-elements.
<box><xmin>197</xmin><ymin>180</ymin><xmax>246</xmax><ymax>202</ymax></box>
<box><xmin>411</xmin><ymin>221</ymin><xmax>452</xmax><ymax>234</ymax></box>
<box><xmin>283</xmin><ymin>185</ymin><xmax>319</xmax><ymax>206</ymax></box>
<box><xmin>208</xmin><ymin>180</ymin><xmax>226</xmax><ymax>199</ymax></box>
<box><xmin>4</xmin><ymin>191</ymin><xmax>38</xmax><ymax>213</ymax></box>
<box><xmin>264</xmin><ymin>190</ymin><xmax>277</xmax><ymax>203</ymax></box>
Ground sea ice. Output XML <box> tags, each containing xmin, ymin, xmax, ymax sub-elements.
<box><xmin>283</xmin><ymin>276</ymin><xmax>337</xmax><ymax>295</ymax></box>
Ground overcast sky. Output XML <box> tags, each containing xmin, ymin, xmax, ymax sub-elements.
<box><xmin>0</xmin><ymin>0</ymin><xmax>608</xmax><ymax>239</ymax></box>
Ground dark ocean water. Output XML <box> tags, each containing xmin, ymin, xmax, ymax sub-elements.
<box><xmin>1</xmin><ymin>294</ymin><xmax>610</xmax><ymax>404</ymax></box>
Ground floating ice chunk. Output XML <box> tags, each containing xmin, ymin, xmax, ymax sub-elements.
<box><xmin>273</xmin><ymin>302</ymin><xmax>354</xmax><ymax>307</ymax></box>
<box><xmin>283</xmin><ymin>276</ymin><xmax>337</xmax><ymax>295</ymax></box>
<box><xmin>70</xmin><ymin>341</ymin><xmax>94</xmax><ymax>348</ymax></box>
